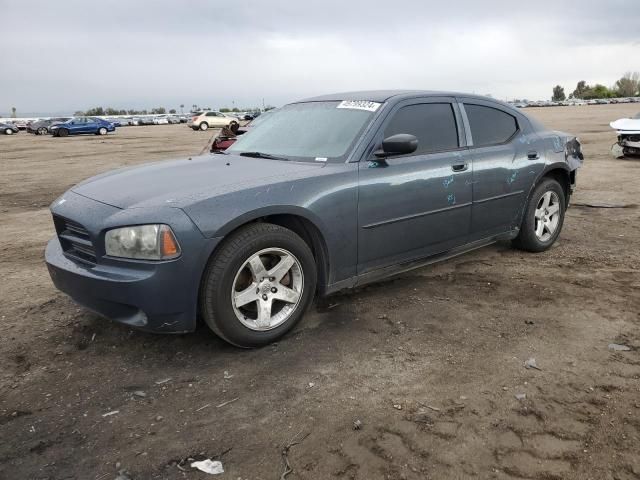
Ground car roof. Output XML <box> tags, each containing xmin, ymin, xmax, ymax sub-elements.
<box><xmin>296</xmin><ymin>90</ymin><xmax>502</xmax><ymax>103</ymax></box>
<box><xmin>294</xmin><ymin>89</ymin><xmax>525</xmax><ymax>118</ymax></box>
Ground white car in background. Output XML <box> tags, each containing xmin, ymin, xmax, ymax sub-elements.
<box><xmin>152</xmin><ymin>116</ymin><xmax>169</xmax><ymax>125</ymax></box>
<box><xmin>187</xmin><ymin>111</ymin><xmax>240</xmax><ymax>131</ymax></box>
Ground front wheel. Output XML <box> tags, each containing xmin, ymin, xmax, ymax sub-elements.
<box><xmin>200</xmin><ymin>223</ymin><xmax>317</xmax><ymax>348</ymax></box>
<box><xmin>5</xmin><ymin>128</ymin><xmax>13</xmax><ymax>135</ymax></box>
<box><xmin>57</xmin><ymin>128</ymin><xmax>69</xmax><ymax>137</ymax></box>
<box><xmin>38</xmin><ymin>127</ymin><xmax>48</xmax><ymax>135</ymax></box>
<box><xmin>512</xmin><ymin>178</ymin><xmax>565</xmax><ymax>252</ymax></box>
<box><xmin>97</xmin><ymin>127</ymin><xmax>108</xmax><ymax>135</ymax></box>
<box><xmin>199</xmin><ymin>122</ymin><xmax>209</xmax><ymax>131</ymax></box>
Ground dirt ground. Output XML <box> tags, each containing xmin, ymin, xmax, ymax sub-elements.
<box><xmin>1</xmin><ymin>105</ymin><xmax>639</xmax><ymax>480</ymax></box>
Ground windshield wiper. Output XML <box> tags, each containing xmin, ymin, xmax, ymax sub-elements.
<box><xmin>238</xmin><ymin>151</ymin><xmax>289</xmax><ymax>161</ymax></box>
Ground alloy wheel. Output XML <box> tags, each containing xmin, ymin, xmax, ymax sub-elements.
<box><xmin>534</xmin><ymin>191</ymin><xmax>560</xmax><ymax>241</ymax></box>
<box><xmin>231</xmin><ymin>248</ymin><xmax>304</xmax><ymax>331</ymax></box>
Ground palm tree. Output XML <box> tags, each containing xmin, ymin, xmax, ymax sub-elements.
<box><xmin>180</xmin><ymin>104</ymin><xmax>184</xmax><ymax>114</ymax></box>
<box><xmin>11</xmin><ymin>107</ymin><xmax>17</xmax><ymax>118</ymax></box>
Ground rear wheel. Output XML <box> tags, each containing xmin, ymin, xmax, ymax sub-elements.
<box><xmin>199</xmin><ymin>122</ymin><xmax>209</xmax><ymax>131</ymax></box>
<box><xmin>38</xmin><ymin>127</ymin><xmax>48</xmax><ymax>135</ymax></box>
<box><xmin>512</xmin><ymin>178</ymin><xmax>565</xmax><ymax>252</ymax></box>
<box><xmin>5</xmin><ymin>128</ymin><xmax>13</xmax><ymax>135</ymax></box>
<box><xmin>200</xmin><ymin>223</ymin><xmax>317</xmax><ymax>348</ymax></box>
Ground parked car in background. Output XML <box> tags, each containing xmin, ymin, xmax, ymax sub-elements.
<box><xmin>1</xmin><ymin>122</ymin><xmax>20</xmax><ymax>135</ymax></box>
<box><xmin>140</xmin><ymin>116</ymin><xmax>155</xmax><ymax>125</ymax></box>
<box><xmin>10</xmin><ymin>119</ymin><xmax>28</xmax><ymax>130</ymax></box>
<box><xmin>50</xmin><ymin>117</ymin><xmax>116</xmax><ymax>137</ymax></box>
<box><xmin>188</xmin><ymin>111</ymin><xmax>240</xmax><ymax>131</ymax></box>
<box><xmin>152</xmin><ymin>116</ymin><xmax>169</xmax><ymax>125</ymax></box>
<box><xmin>104</xmin><ymin>118</ymin><xmax>122</xmax><ymax>127</ymax></box>
<box><xmin>46</xmin><ymin>90</ymin><xmax>583</xmax><ymax>348</ymax></box>
<box><xmin>27</xmin><ymin>117</ymin><xmax>71</xmax><ymax>135</ymax></box>
<box><xmin>167</xmin><ymin>116</ymin><xmax>181</xmax><ymax>124</ymax></box>
<box><xmin>610</xmin><ymin>112</ymin><xmax>640</xmax><ymax>157</ymax></box>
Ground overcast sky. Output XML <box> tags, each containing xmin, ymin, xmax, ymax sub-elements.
<box><xmin>2</xmin><ymin>0</ymin><xmax>639</xmax><ymax>115</ymax></box>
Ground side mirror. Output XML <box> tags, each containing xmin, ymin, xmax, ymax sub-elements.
<box><xmin>375</xmin><ymin>134</ymin><xmax>418</xmax><ymax>158</ymax></box>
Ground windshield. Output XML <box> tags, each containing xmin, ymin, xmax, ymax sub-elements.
<box><xmin>247</xmin><ymin>111</ymin><xmax>273</xmax><ymax>127</ymax></box>
<box><xmin>227</xmin><ymin>101</ymin><xmax>378</xmax><ymax>161</ymax></box>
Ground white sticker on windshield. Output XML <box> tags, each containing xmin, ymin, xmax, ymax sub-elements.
<box><xmin>315</xmin><ymin>157</ymin><xmax>327</xmax><ymax>162</ymax></box>
<box><xmin>337</xmin><ymin>100</ymin><xmax>381</xmax><ymax>112</ymax></box>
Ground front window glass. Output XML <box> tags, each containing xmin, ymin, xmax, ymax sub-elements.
<box><xmin>227</xmin><ymin>101</ymin><xmax>376</xmax><ymax>161</ymax></box>
<box><xmin>384</xmin><ymin>103</ymin><xmax>459</xmax><ymax>154</ymax></box>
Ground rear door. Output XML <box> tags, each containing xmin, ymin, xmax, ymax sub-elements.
<box><xmin>357</xmin><ymin>98</ymin><xmax>473</xmax><ymax>274</ymax></box>
<box><xmin>205</xmin><ymin>112</ymin><xmax>223</xmax><ymax>127</ymax></box>
<box><xmin>458</xmin><ymin>99</ymin><xmax>533</xmax><ymax>240</ymax></box>
<box><xmin>84</xmin><ymin>118</ymin><xmax>98</xmax><ymax>133</ymax></box>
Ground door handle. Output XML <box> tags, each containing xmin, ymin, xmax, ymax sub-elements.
<box><xmin>527</xmin><ymin>151</ymin><xmax>539</xmax><ymax>160</ymax></box>
<box><xmin>451</xmin><ymin>163</ymin><xmax>468</xmax><ymax>172</ymax></box>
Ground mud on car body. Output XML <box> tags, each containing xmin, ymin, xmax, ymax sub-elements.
<box><xmin>46</xmin><ymin>91</ymin><xmax>583</xmax><ymax>347</ymax></box>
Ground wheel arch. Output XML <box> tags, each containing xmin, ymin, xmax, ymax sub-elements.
<box><xmin>529</xmin><ymin>163</ymin><xmax>571</xmax><ymax>206</ymax></box>
<box><xmin>206</xmin><ymin>207</ymin><xmax>331</xmax><ymax>295</ymax></box>
<box><xmin>538</xmin><ymin>164</ymin><xmax>571</xmax><ymax>207</ymax></box>
<box><xmin>516</xmin><ymin>163</ymin><xmax>571</xmax><ymax>229</ymax></box>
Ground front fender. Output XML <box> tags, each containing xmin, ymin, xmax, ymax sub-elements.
<box><xmin>211</xmin><ymin>205</ymin><xmax>328</xmax><ymax>238</ymax></box>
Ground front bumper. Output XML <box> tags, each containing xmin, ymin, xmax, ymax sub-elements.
<box><xmin>45</xmin><ymin>192</ymin><xmax>221</xmax><ymax>333</ymax></box>
<box><xmin>46</xmin><ymin>238</ymin><xmax>196</xmax><ymax>332</ymax></box>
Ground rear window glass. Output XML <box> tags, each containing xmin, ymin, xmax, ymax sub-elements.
<box><xmin>465</xmin><ymin>104</ymin><xmax>518</xmax><ymax>147</ymax></box>
<box><xmin>384</xmin><ymin>103</ymin><xmax>459</xmax><ymax>154</ymax></box>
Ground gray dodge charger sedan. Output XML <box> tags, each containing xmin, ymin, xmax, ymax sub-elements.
<box><xmin>46</xmin><ymin>91</ymin><xmax>583</xmax><ymax>347</ymax></box>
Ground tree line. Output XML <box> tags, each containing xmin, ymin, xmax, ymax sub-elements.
<box><xmin>552</xmin><ymin>72</ymin><xmax>640</xmax><ymax>101</ymax></box>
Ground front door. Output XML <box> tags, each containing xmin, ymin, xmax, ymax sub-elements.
<box><xmin>357</xmin><ymin>99</ymin><xmax>473</xmax><ymax>274</ymax></box>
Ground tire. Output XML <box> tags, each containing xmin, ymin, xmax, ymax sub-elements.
<box><xmin>229</xmin><ymin>120</ymin><xmax>239</xmax><ymax>128</ymax></box>
<box><xmin>199</xmin><ymin>122</ymin><xmax>209</xmax><ymax>131</ymax></box>
<box><xmin>512</xmin><ymin>178</ymin><xmax>565</xmax><ymax>252</ymax></box>
<box><xmin>98</xmin><ymin>127</ymin><xmax>108</xmax><ymax>135</ymax></box>
<box><xmin>57</xmin><ymin>128</ymin><xmax>69</xmax><ymax>137</ymax></box>
<box><xmin>200</xmin><ymin>223</ymin><xmax>317</xmax><ymax>348</ymax></box>
<box><xmin>38</xmin><ymin>127</ymin><xmax>48</xmax><ymax>135</ymax></box>
<box><xmin>5</xmin><ymin>128</ymin><xmax>13</xmax><ymax>135</ymax></box>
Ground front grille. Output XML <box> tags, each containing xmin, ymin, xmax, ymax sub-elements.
<box><xmin>53</xmin><ymin>215</ymin><xmax>97</xmax><ymax>265</ymax></box>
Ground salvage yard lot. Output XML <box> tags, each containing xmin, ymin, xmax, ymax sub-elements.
<box><xmin>1</xmin><ymin>106</ymin><xmax>639</xmax><ymax>479</ymax></box>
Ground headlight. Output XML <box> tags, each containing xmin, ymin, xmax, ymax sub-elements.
<box><xmin>105</xmin><ymin>224</ymin><xmax>180</xmax><ymax>260</ymax></box>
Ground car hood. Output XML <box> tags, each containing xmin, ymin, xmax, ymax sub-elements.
<box><xmin>71</xmin><ymin>154</ymin><xmax>324</xmax><ymax>209</ymax></box>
